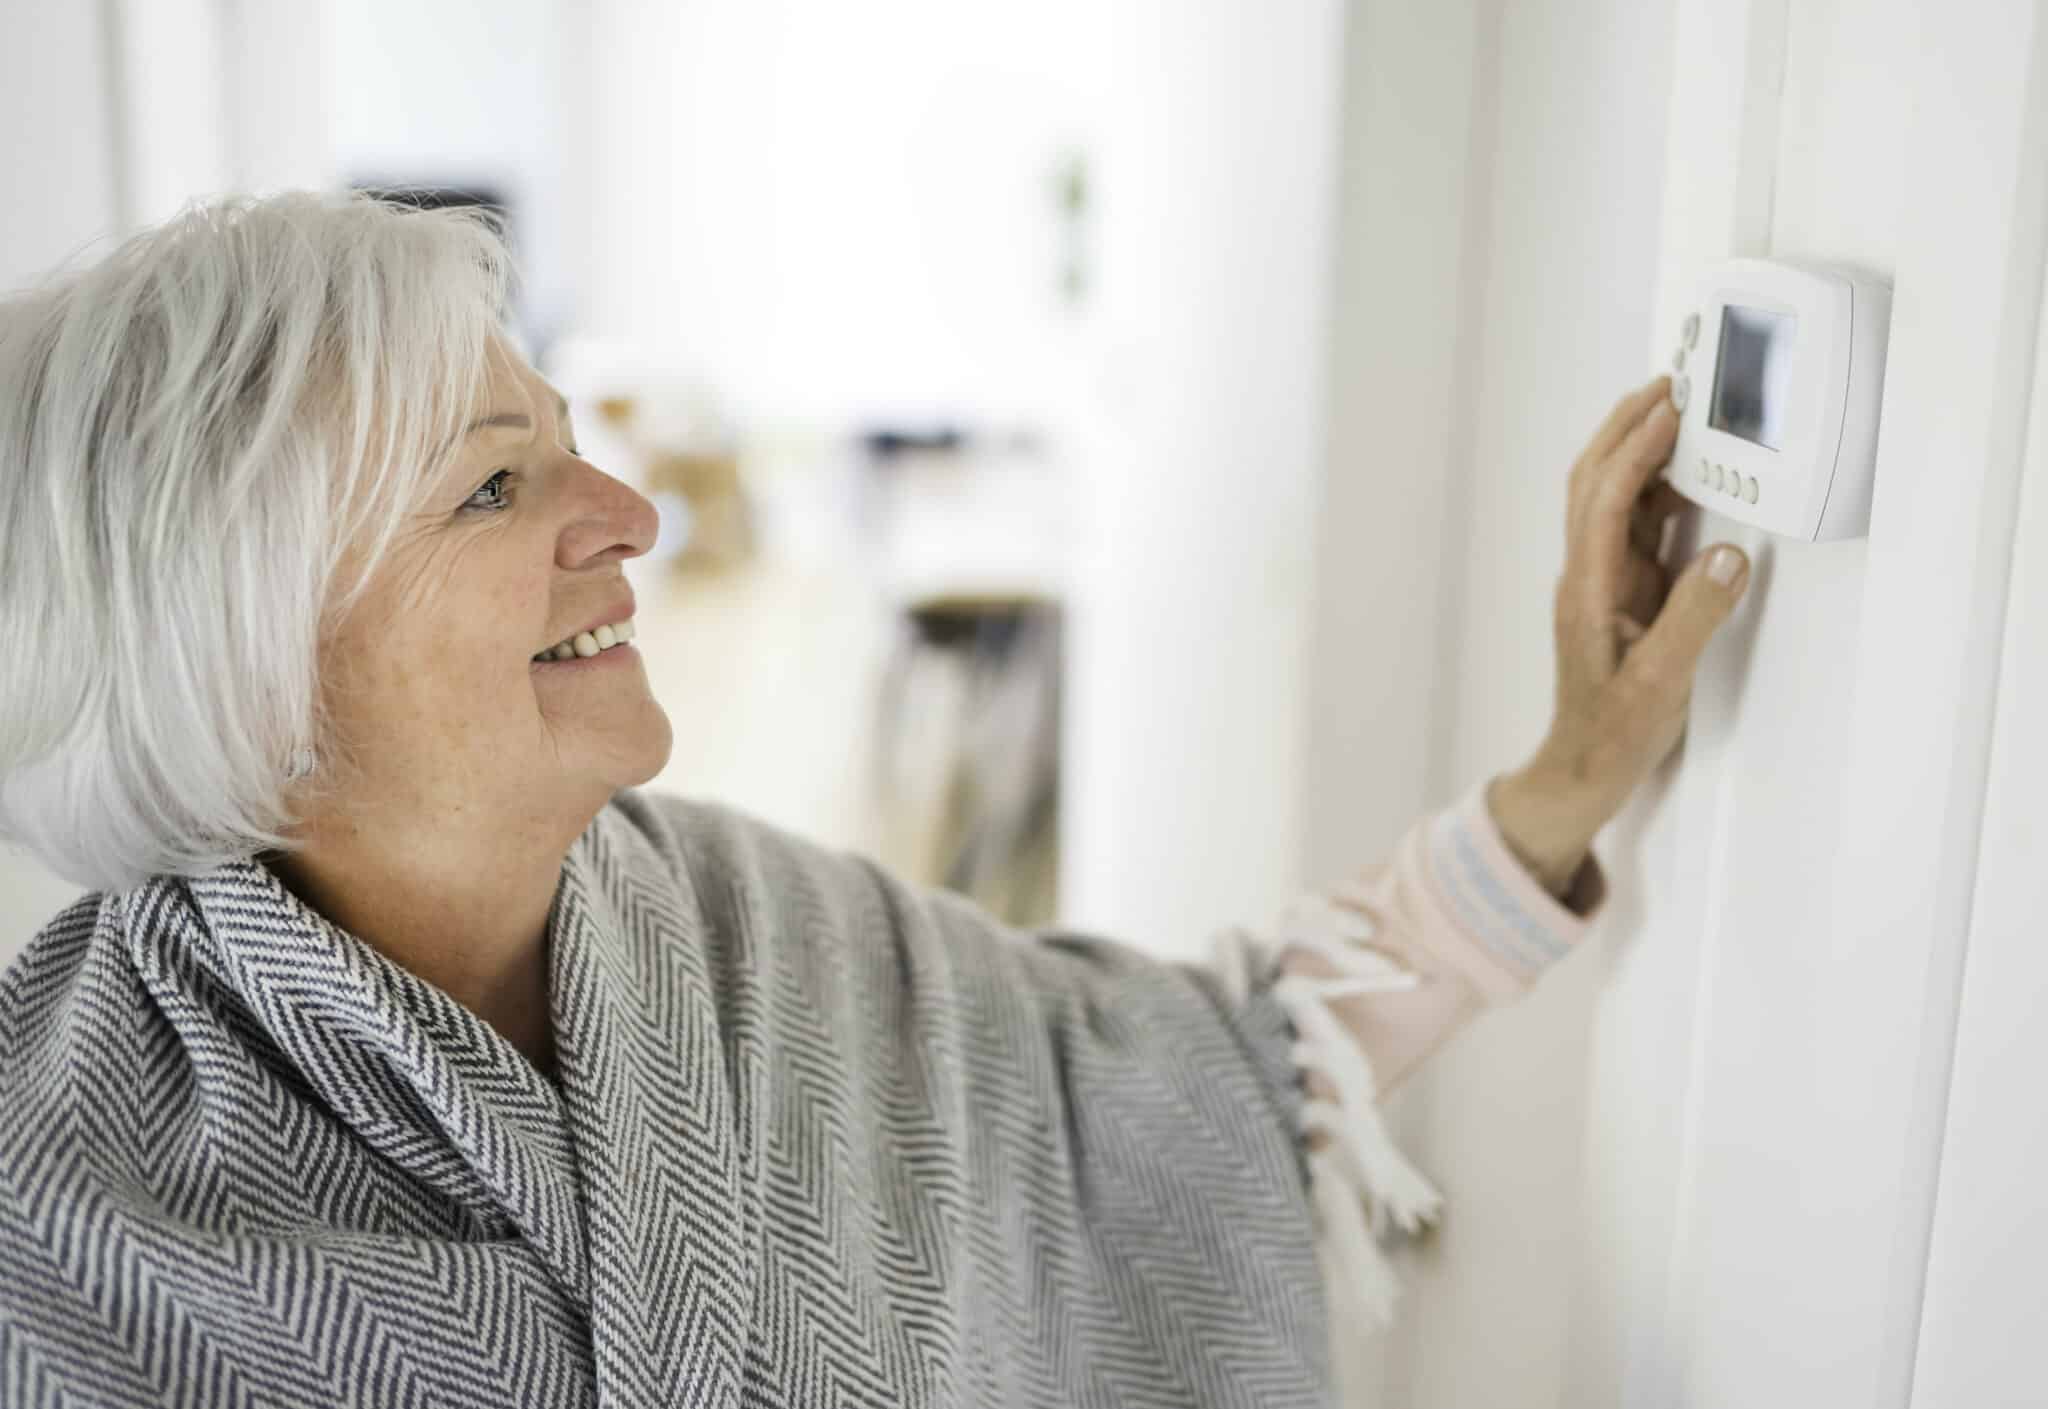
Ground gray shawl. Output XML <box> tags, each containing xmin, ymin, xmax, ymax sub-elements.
<box><xmin>0</xmin><ymin>790</ymin><xmax>1332</xmax><ymax>1406</ymax></box>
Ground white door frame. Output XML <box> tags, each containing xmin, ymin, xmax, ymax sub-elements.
<box><xmin>1906</xmin><ymin>11</ymin><xmax>2048</xmax><ymax>1399</ymax></box>
<box><xmin>1640</xmin><ymin>0</ymin><xmax>2048</xmax><ymax>1404</ymax></box>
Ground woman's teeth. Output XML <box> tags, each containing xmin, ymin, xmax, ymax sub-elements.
<box><xmin>533</xmin><ymin>617</ymin><xmax>636</xmax><ymax>663</ymax></box>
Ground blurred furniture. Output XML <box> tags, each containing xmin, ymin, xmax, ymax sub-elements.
<box><xmin>593</xmin><ymin>392</ymin><xmax>755</xmax><ymax>574</ymax></box>
<box><xmin>875</xmin><ymin>593</ymin><xmax>1062</xmax><ymax>928</ymax></box>
<box><xmin>858</xmin><ymin>427</ymin><xmax>1069</xmax><ymax>927</ymax></box>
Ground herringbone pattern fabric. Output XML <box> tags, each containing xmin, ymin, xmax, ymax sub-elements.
<box><xmin>0</xmin><ymin>790</ymin><xmax>1330</xmax><ymax>1407</ymax></box>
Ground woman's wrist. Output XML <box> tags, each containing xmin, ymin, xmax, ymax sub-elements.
<box><xmin>1484</xmin><ymin>758</ymin><xmax>1606</xmax><ymax>900</ymax></box>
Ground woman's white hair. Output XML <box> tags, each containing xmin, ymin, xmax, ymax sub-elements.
<box><xmin>0</xmin><ymin>191</ymin><xmax>513</xmax><ymax>892</ymax></box>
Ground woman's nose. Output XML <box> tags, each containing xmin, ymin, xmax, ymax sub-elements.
<box><xmin>556</xmin><ymin>459</ymin><xmax>661</xmax><ymax>568</ymax></box>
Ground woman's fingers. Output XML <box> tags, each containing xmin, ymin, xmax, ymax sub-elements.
<box><xmin>1621</xmin><ymin>551</ymin><xmax>1669</xmax><ymax>636</ymax></box>
<box><xmin>1581</xmin><ymin>376</ymin><xmax>1673</xmax><ymax>475</ymax></box>
<box><xmin>1570</xmin><ymin>376</ymin><xmax>1672</xmax><ymax>537</ymax></box>
<box><xmin>1630</xmin><ymin>481</ymin><xmax>1688</xmax><ymax>562</ymax></box>
<box><xmin>1581</xmin><ymin>400</ymin><xmax>1679</xmax><ymax>596</ymax></box>
<box><xmin>1621</xmin><ymin>544</ymin><xmax>1751</xmax><ymax>703</ymax></box>
<box><xmin>1602</xmin><ymin>400</ymin><xmax>1682</xmax><ymax>523</ymax></box>
<box><xmin>1530</xmin><ymin>383</ymin><xmax>1754</xmax><ymax>852</ymax></box>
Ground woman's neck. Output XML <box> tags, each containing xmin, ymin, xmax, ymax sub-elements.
<box><xmin>266</xmin><ymin>803</ymin><xmax>584</xmax><ymax>1079</ymax></box>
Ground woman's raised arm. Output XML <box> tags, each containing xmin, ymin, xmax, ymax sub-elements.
<box><xmin>1214</xmin><ymin>375</ymin><xmax>1753</xmax><ymax>1323</ymax></box>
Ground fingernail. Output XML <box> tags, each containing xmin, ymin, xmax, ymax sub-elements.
<box><xmin>1708</xmin><ymin>545</ymin><xmax>1744</xmax><ymax>586</ymax></box>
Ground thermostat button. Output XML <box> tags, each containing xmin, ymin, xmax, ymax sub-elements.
<box><xmin>1671</xmin><ymin>374</ymin><xmax>1691</xmax><ymax>412</ymax></box>
<box><xmin>1682</xmin><ymin>311</ymin><xmax>1701</xmax><ymax>348</ymax></box>
<box><xmin>1742</xmin><ymin>475</ymin><xmax>1759</xmax><ymax>504</ymax></box>
<box><xmin>1672</xmin><ymin>343</ymin><xmax>1689</xmax><ymax>372</ymax></box>
<box><xmin>1696</xmin><ymin>456</ymin><xmax>1710</xmax><ymax>483</ymax></box>
<box><xmin>1711</xmin><ymin>464</ymin><xmax>1725</xmax><ymax>491</ymax></box>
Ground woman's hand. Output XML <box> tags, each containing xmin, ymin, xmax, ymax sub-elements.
<box><xmin>1486</xmin><ymin>375</ymin><xmax>1751</xmax><ymax>898</ymax></box>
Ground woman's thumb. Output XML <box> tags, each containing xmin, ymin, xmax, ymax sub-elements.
<box><xmin>1626</xmin><ymin>544</ymin><xmax>1750</xmax><ymax>693</ymax></box>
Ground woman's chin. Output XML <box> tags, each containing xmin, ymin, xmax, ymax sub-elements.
<box><xmin>533</xmin><ymin>709</ymin><xmax>676</xmax><ymax>813</ymax></box>
<box><xmin>621</xmin><ymin>708</ymin><xmax>676</xmax><ymax>786</ymax></box>
<box><xmin>601</xmin><ymin>700</ymin><xmax>675</xmax><ymax>790</ymax></box>
<box><xmin>535</xmin><ymin>674</ymin><xmax>675</xmax><ymax>789</ymax></box>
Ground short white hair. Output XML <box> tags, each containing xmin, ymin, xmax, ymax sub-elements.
<box><xmin>0</xmin><ymin>191</ymin><xmax>514</xmax><ymax>892</ymax></box>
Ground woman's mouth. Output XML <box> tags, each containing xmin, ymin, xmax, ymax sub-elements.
<box><xmin>532</xmin><ymin>617</ymin><xmax>637</xmax><ymax>664</ymax></box>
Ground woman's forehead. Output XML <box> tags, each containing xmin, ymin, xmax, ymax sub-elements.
<box><xmin>481</xmin><ymin>343</ymin><xmax>569</xmax><ymax>420</ymax></box>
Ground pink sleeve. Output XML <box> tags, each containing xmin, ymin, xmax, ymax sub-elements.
<box><xmin>1206</xmin><ymin>777</ymin><xmax>1607</xmax><ymax>1345</ymax></box>
<box><xmin>1304</xmin><ymin>777</ymin><xmax>1607</xmax><ymax>1095</ymax></box>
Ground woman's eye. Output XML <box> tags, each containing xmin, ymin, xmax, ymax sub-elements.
<box><xmin>463</xmin><ymin>469</ymin><xmax>514</xmax><ymax>512</ymax></box>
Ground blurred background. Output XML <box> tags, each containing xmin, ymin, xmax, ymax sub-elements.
<box><xmin>1</xmin><ymin>0</ymin><xmax>1405</xmax><ymax>958</ymax></box>
<box><xmin>6</xmin><ymin>2</ymin><xmax>2043</xmax><ymax>1407</ymax></box>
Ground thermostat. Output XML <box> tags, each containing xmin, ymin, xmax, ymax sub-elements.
<box><xmin>1661</xmin><ymin>258</ymin><xmax>1891</xmax><ymax>541</ymax></box>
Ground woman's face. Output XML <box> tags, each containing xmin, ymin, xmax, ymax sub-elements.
<box><xmin>313</xmin><ymin>343</ymin><xmax>673</xmax><ymax>833</ymax></box>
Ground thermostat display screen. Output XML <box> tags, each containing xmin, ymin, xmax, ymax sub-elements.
<box><xmin>1709</xmin><ymin>305</ymin><xmax>1798</xmax><ymax>450</ymax></box>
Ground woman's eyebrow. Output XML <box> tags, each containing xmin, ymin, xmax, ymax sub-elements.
<box><xmin>450</xmin><ymin>392</ymin><xmax>571</xmax><ymax>450</ymax></box>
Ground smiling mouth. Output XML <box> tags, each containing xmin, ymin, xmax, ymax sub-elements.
<box><xmin>532</xmin><ymin>617</ymin><xmax>637</xmax><ymax>663</ymax></box>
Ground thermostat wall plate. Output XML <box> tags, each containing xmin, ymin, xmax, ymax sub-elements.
<box><xmin>1661</xmin><ymin>258</ymin><xmax>1892</xmax><ymax>542</ymax></box>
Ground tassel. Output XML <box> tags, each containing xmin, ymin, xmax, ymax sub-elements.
<box><xmin>1310</xmin><ymin>1143</ymin><xmax>1403</xmax><ymax>1327</ymax></box>
<box><xmin>1276</xmin><ymin>978</ymin><xmax>1443</xmax><ymax>1239</ymax></box>
<box><xmin>1212</xmin><ymin>903</ymin><xmax>1444</xmax><ymax>1335</ymax></box>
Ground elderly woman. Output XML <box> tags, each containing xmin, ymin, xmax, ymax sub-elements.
<box><xmin>0</xmin><ymin>194</ymin><xmax>1745</xmax><ymax>1408</ymax></box>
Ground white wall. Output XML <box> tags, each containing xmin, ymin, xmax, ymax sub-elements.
<box><xmin>571</xmin><ymin>0</ymin><xmax>1109</xmax><ymax>428</ymax></box>
<box><xmin>1912</xmin><ymin>112</ymin><xmax>2048</xmax><ymax>1398</ymax></box>
<box><xmin>571</xmin><ymin>0</ymin><xmax>1350</xmax><ymax>955</ymax></box>
<box><xmin>1305</xmin><ymin>10</ymin><xmax>1495</xmax><ymax>1387</ymax></box>
<box><xmin>3</xmin><ymin>4</ymin><xmax>122</xmax><ymax>280</ymax></box>
<box><xmin>1303</xmin><ymin>0</ymin><xmax>1485</xmax><ymax>884</ymax></box>
<box><xmin>1770</xmin><ymin>0</ymin><xmax>2046</xmax><ymax>1397</ymax></box>
<box><xmin>115</xmin><ymin>0</ymin><xmax>233</xmax><ymax>226</ymax></box>
<box><xmin>1564</xmin><ymin>0</ymin><xmax>1908</xmax><ymax>1396</ymax></box>
<box><xmin>1354</xmin><ymin>1</ymin><xmax>1678</xmax><ymax>1403</ymax></box>
<box><xmin>324</xmin><ymin>0</ymin><xmax>570</xmax><ymax>338</ymax></box>
<box><xmin>1057</xmin><ymin>0</ymin><xmax>1348</xmax><ymax>953</ymax></box>
<box><xmin>0</xmin><ymin>3</ymin><xmax>122</xmax><ymax>963</ymax></box>
<box><xmin>1327</xmin><ymin>0</ymin><xmax>2048</xmax><ymax>1405</ymax></box>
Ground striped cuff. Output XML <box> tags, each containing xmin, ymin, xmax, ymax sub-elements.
<box><xmin>1417</xmin><ymin>778</ymin><xmax>1606</xmax><ymax>1001</ymax></box>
